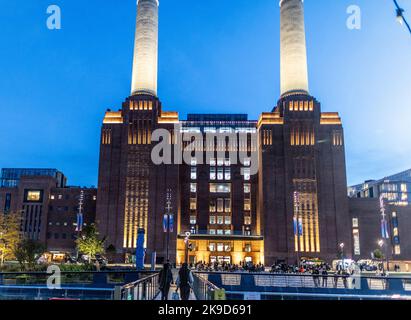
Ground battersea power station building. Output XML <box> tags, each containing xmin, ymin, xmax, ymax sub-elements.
<box><xmin>96</xmin><ymin>0</ymin><xmax>351</xmax><ymax>265</ymax></box>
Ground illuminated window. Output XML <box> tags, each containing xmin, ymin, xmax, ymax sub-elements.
<box><xmin>244</xmin><ymin>183</ymin><xmax>251</xmax><ymax>194</ymax></box>
<box><xmin>50</xmin><ymin>195</ymin><xmax>55</xmax><ymax>200</ymax></box>
<box><xmin>224</xmin><ymin>229</ymin><xmax>232</xmax><ymax>235</ymax></box>
<box><xmin>392</xmin><ymin>212</ymin><xmax>397</xmax><ymax>218</ymax></box>
<box><xmin>244</xmin><ymin>216</ymin><xmax>252</xmax><ymax>225</ymax></box>
<box><xmin>401</xmin><ymin>184</ymin><xmax>407</xmax><ymax>192</ymax></box>
<box><xmin>244</xmin><ymin>199</ymin><xmax>251</xmax><ymax>211</ymax></box>
<box><xmin>190</xmin><ymin>198</ymin><xmax>197</xmax><ymax>210</ymax></box>
<box><xmin>224</xmin><ymin>199</ymin><xmax>231</xmax><ymax>212</ymax></box>
<box><xmin>209</xmin><ymin>243</ymin><xmax>216</xmax><ymax>251</ymax></box>
<box><xmin>217</xmin><ymin>198</ymin><xmax>224</xmax><ymax>212</ymax></box>
<box><xmin>210</xmin><ymin>183</ymin><xmax>231</xmax><ymax>193</ymax></box>
<box><xmin>224</xmin><ymin>216</ymin><xmax>232</xmax><ymax>225</ymax></box>
<box><xmin>209</xmin><ymin>200</ymin><xmax>216</xmax><ymax>212</ymax></box>
<box><xmin>217</xmin><ymin>159</ymin><xmax>224</xmax><ymax>166</ymax></box>
<box><xmin>209</xmin><ymin>229</ymin><xmax>216</xmax><ymax>235</ymax></box>
<box><xmin>209</xmin><ymin>216</ymin><xmax>216</xmax><ymax>225</ymax></box>
<box><xmin>224</xmin><ymin>244</ymin><xmax>231</xmax><ymax>252</ymax></box>
<box><xmin>209</xmin><ymin>158</ymin><xmax>216</xmax><ymax>166</ymax></box>
<box><xmin>245</xmin><ymin>244</ymin><xmax>252</xmax><ymax>253</ymax></box>
<box><xmin>243</xmin><ymin>159</ymin><xmax>251</xmax><ymax>167</ymax></box>
<box><xmin>217</xmin><ymin>229</ymin><xmax>224</xmax><ymax>235</ymax></box>
<box><xmin>217</xmin><ymin>216</ymin><xmax>224</xmax><ymax>225</ymax></box>
<box><xmin>217</xmin><ymin>168</ymin><xmax>224</xmax><ymax>180</ymax></box>
<box><xmin>393</xmin><ymin>228</ymin><xmax>399</xmax><ymax>237</ymax></box>
<box><xmin>190</xmin><ymin>183</ymin><xmax>197</xmax><ymax>193</ymax></box>
<box><xmin>190</xmin><ymin>216</ymin><xmax>197</xmax><ymax>225</ymax></box>
<box><xmin>352</xmin><ymin>218</ymin><xmax>359</xmax><ymax>228</ymax></box>
<box><xmin>225</xmin><ymin>168</ymin><xmax>231</xmax><ymax>180</ymax></box>
<box><xmin>210</xmin><ymin>167</ymin><xmax>216</xmax><ymax>180</ymax></box>
<box><xmin>93</xmin><ymin>196</ymin><xmax>97</xmax><ymax>201</ymax></box>
<box><xmin>190</xmin><ymin>158</ymin><xmax>197</xmax><ymax>166</ymax></box>
<box><xmin>26</xmin><ymin>191</ymin><xmax>42</xmax><ymax>202</ymax></box>
<box><xmin>191</xmin><ymin>167</ymin><xmax>197</xmax><ymax>180</ymax></box>
<box><xmin>395</xmin><ymin>245</ymin><xmax>401</xmax><ymax>255</ymax></box>
<box><xmin>224</xmin><ymin>158</ymin><xmax>231</xmax><ymax>166</ymax></box>
<box><xmin>243</xmin><ymin>168</ymin><xmax>251</xmax><ymax>181</ymax></box>
<box><xmin>217</xmin><ymin>243</ymin><xmax>224</xmax><ymax>252</ymax></box>
<box><xmin>58</xmin><ymin>195</ymin><xmax>63</xmax><ymax>200</ymax></box>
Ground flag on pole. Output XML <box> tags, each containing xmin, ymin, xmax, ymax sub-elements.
<box><xmin>169</xmin><ymin>214</ymin><xmax>174</xmax><ymax>233</ymax></box>
<box><xmin>381</xmin><ymin>219</ymin><xmax>389</xmax><ymax>239</ymax></box>
<box><xmin>293</xmin><ymin>217</ymin><xmax>298</xmax><ymax>236</ymax></box>
<box><xmin>75</xmin><ymin>213</ymin><xmax>83</xmax><ymax>232</ymax></box>
<box><xmin>298</xmin><ymin>218</ymin><xmax>304</xmax><ymax>236</ymax></box>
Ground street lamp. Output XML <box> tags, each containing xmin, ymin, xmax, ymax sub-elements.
<box><xmin>393</xmin><ymin>0</ymin><xmax>411</xmax><ymax>35</ymax></box>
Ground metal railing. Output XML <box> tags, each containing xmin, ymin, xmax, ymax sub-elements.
<box><xmin>193</xmin><ymin>272</ymin><xmax>221</xmax><ymax>300</ymax></box>
<box><xmin>114</xmin><ymin>273</ymin><xmax>160</xmax><ymax>300</ymax></box>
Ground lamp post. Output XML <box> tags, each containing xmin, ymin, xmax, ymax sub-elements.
<box><xmin>164</xmin><ymin>189</ymin><xmax>173</xmax><ymax>263</ymax></box>
<box><xmin>339</xmin><ymin>243</ymin><xmax>345</xmax><ymax>270</ymax></box>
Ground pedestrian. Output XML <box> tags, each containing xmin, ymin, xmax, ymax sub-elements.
<box><xmin>158</xmin><ymin>263</ymin><xmax>173</xmax><ymax>300</ymax></box>
<box><xmin>176</xmin><ymin>263</ymin><xmax>194</xmax><ymax>301</ymax></box>
<box><xmin>321</xmin><ymin>267</ymin><xmax>328</xmax><ymax>287</ymax></box>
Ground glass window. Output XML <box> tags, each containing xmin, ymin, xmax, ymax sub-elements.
<box><xmin>225</xmin><ymin>168</ymin><xmax>231</xmax><ymax>180</ymax></box>
<box><xmin>209</xmin><ymin>200</ymin><xmax>216</xmax><ymax>212</ymax></box>
<box><xmin>217</xmin><ymin>216</ymin><xmax>224</xmax><ymax>225</ymax></box>
<box><xmin>50</xmin><ymin>195</ymin><xmax>55</xmax><ymax>200</ymax></box>
<box><xmin>190</xmin><ymin>198</ymin><xmax>197</xmax><ymax>210</ymax></box>
<box><xmin>26</xmin><ymin>190</ymin><xmax>42</xmax><ymax>202</ymax></box>
<box><xmin>217</xmin><ymin>229</ymin><xmax>224</xmax><ymax>235</ymax></box>
<box><xmin>210</xmin><ymin>167</ymin><xmax>216</xmax><ymax>180</ymax></box>
<box><xmin>191</xmin><ymin>158</ymin><xmax>197</xmax><ymax>166</ymax></box>
<box><xmin>209</xmin><ymin>229</ymin><xmax>216</xmax><ymax>235</ymax></box>
<box><xmin>224</xmin><ymin>216</ymin><xmax>232</xmax><ymax>225</ymax></box>
<box><xmin>224</xmin><ymin>229</ymin><xmax>232</xmax><ymax>235</ymax></box>
<box><xmin>224</xmin><ymin>199</ymin><xmax>231</xmax><ymax>212</ymax></box>
<box><xmin>224</xmin><ymin>244</ymin><xmax>231</xmax><ymax>252</ymax></box>
<box><xmin>210</xmin><ymin>183</ymin><xmax>231</xmax><ymax>193</ymax></box>
<box><xmin>395</xmin><ymin>245</ymin><xmax>401</xmax><ymax>255</ymax></box>
<box><xmin>209</xmin><ymin>243</ymin><xmax>216</xmax><ymax>251</ymax></box>
<box><xmin>244</xmin><ymin>183</ymin><xmax>251</xmax><ymax>193</ymax></box>
<box><xmin>217</xmin><ymin>159</ymin><xmax>224</xmax><ymax>166</ymax></box>
<box><xmin>190</xmin><ymin>216</ymin><xmax>197</xmax><ymax>225</ymax></box>
<box><xmin>244</xmin><ymin>199</ymin><xmax>251</xmax><ymax>211</ymax></box>
<box><xmin>225</xmin><ymin>158</ymin><xmax>231</xmax><ymax>166</ymax></box>
<box><xmin>244</xmin><ymin>216</ymin><xmax>252</xmax><ymax>225</ymax></box>
<box><xmin>245</xmin><ymin>244</ymin><xmax>252</xmax><ymax>252</ymax></box>
<box><xmin>190</xmin><ymin>183</ymin><xmax>197</xmax><ymax>193</ymax></box>
<box><xmin>352</xmin><ymin>218</ymin><xmax>359</xmax><ymax>228</ymax></box>
<box><xmin>244</xmin><ymin>168</ymin><xmax>251</xmax><ymax>181</ymax></box>
<box><xmin>191</xmin><ymin>167</ymin><xmax>197</xmax><ymax>180</ymax></box>
<box><xmin>243</xmin><ymin>158</ymin><xmax>251</xmax><ymax>167</ymax></box>
<box><xmin>217</xmin><ymin>199</ymin><xmax>224</xmax><ymax>212</ymax></box>
<box><xmin>209</xmin><ymin>216</ymin><xmax>216</xmax><ymax>225</ymax></box>
<box><xmin>209</xmin><ymin>158</ymin><xmax>216</xmax><ymax>166</ymax></box>
<box><xmin>217</xmin><ymin>243</ymin><xmax>224</xmax><ymax>252</ymax></box>
<box><xmin>217</xmin><ymin>168</ymin><xmax>224</xmax><ymax>180</ymax></box>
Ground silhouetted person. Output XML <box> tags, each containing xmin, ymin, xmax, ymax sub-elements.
<box><xmin>158</xmin><ymin>263</ymin><xmax>173</xmax><ymax>300</ymax></box>
<box><xmin>176</xmin><ymin>263</ymin><xmax>194</xmax><ymax>301</ymax></box>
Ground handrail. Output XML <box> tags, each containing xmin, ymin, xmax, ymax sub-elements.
<box><xmin>114</xmin><ymin>272</ymin><xmax>160</xmax><ymax>300</ymax></box>
<box><xmin>193</xmin><ymin>272</ymin><xmax>221</xmax><ymax>300</ymax></box>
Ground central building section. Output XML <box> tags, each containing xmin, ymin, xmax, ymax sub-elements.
<box><xmin>176</xmin><ymin>114</ymin><xmax>264</xmax><ymax>265</ymax></box>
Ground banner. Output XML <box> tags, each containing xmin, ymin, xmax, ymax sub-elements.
<box><xmin>381</xmin><ymin>219</ymin><xmax>389</xmax><ymax>239</ymax></box>
<box><xmin>293</xmin><ymin>217</ymin><xmax>298</xmax><ymax>236</ymax></box>
<box><xmin>298</xmin><ymin>218</ymin><xmax>303</xmax><ymax>236</ymax></box>
<box><xmin>75</xmin><ymin>213</ymin><xmax>83</xmax><ymax>232</ymax></box>
<box><xmin>163</xmin><ymin>214</ymin><xmax>168</xmax><ymax>233</ymax></box>
<box><xmin>136</xmin><ymin>228</ymin><xmax>146</xmax><ymax>270</ymax></box>
<box><xmin>169</xmin><ymin>214</ymin><xmax>174</xmax><ymax>233</ymax></box>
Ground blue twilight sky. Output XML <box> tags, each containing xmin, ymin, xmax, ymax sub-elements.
<box><xmin>0</xmin><ymin>0</ymin><xmax>410</xmax><ymax>187</ymax></box>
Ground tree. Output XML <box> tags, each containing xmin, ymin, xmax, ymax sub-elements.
<box><xmin>373</xmin><ymin>248</ymin><xmax>385</xmax><ymax>260</ymax></box>
<box><xmin>14</xmin><ymin>239</ymin><xmax>45</xmax><ymax>270</ymax></box>
<box><xmin>76</xmin><ymin>224</ymin><xmax>105</xmax><ymax>263</ymax></box>
<box><xmin>0</xmin><ymin>212</ymin><xmax>21</xmax><ymax>266</ymax></box>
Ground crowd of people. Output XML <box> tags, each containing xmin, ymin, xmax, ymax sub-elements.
<box><xmin>194</xmin><ymin>261</ymin><xmax>265</xmax><ymax>273</ymax></box>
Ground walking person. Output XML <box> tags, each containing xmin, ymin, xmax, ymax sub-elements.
<box><xmin>321</xmin><ymin>267</ymin><xmax>328</xmax><ymax>288</ymax></box>
<box><xmin>158</xmin><ymin>263</ymin><xmax>173</xmax><ymax>300</ymax></box>
<box><xmin>176</xmin><ymin>263</ymin><xmax>194</xmax><ymax>301</ymax></box>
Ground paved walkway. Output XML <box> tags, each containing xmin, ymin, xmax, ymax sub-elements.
<box><xmin>155</xmin><ymin>269</ymin><xmax>197</xmax><ymax>301</ymax></box>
